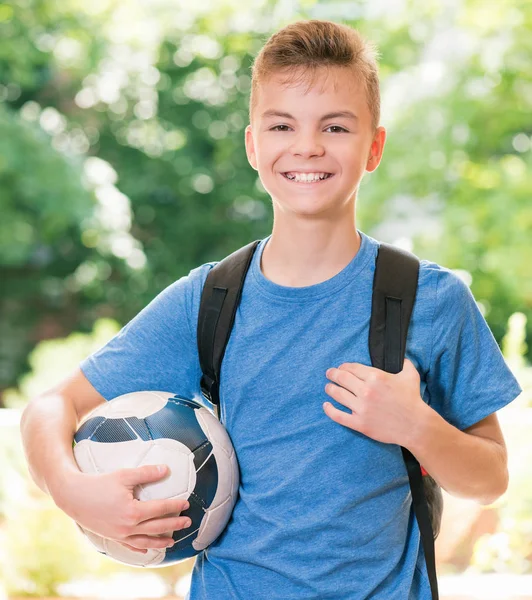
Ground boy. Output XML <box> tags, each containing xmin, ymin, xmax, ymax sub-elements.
<box><xmin>20</xmin><ymin>19</ymin><xmax>522</xmax><ymax>599</ymax></box>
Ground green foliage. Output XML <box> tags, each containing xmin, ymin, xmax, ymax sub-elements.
<box><xmin>0</xmin><ymin>104</ymin><xmax>92</xmax><ymax>266</ymax></box>
<box><xmin>466</xmin><ymin>312</ymin><xmax>532</xmax><ymax>573</ymax></box>
<box><xmin>502</xmin><ymin>313</ymin><xmax>529</xmax><ymax>373</ymax></box>
<box><xmin>1</xmin><ymin>0</ymin><xmax>531</xmax><ymax>397</ymax></box>
<box><xmin>470</xmin><ymin>400</ymin><xmax>532</xmax><ymax>573</ymax></box>
<box><xmin>0</xmin><ymin>99</ymin><xmax>132</xmax><ymax>396</ymax></box>
<box><xmin>0</xmin><ymin>469</ymin><xmax>187</xmax><ymax>598</ymax></box>
<box><xmin>0</xmin><ymin>494</ymin><xmax>102</xmax><ymax>597</ymax></box>
<box><xmin>357</xmin><ymin>0</ymin><xmax>532</xmax><ymax>349</ymax></box>
<box><xmin>3</xmin><ymin>318</ymin><xmax>120</xmax><ymax>408</ymax></box>
<box><xmin>0</xmin><ymin>421</ymin><xmax>27</xmax><ymax>519</ymax></box>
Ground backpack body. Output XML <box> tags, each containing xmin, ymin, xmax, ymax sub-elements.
<box><xmin>197</xmin><ymin>239</ymin><xmax>442</xmax><ymax>600</ymax></box>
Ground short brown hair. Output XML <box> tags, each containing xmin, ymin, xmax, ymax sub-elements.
<box><xmin>249</xmin><ymin>19</ymin><xmax>381</xmax><ymax>133</ymax></box>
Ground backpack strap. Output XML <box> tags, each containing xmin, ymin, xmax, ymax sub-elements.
<box><xmin>370</xmin><ymin>242</ymin><xmax>439</xmax><ymax>600</ymax></box>
<box><xmin>197</xmin><ymin>240</ymin><xmax>261</xmax><ymax>420</ymax></box>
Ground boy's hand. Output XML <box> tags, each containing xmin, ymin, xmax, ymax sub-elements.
<box><xmin>323</xmin><ymin>358</ymin><xmax>429</xmax><ymax>447</ymax></box>
<box><xmin>53</xmin><ymin>464</ymin><xmax>191</xmax><ymax>553</ymax></box>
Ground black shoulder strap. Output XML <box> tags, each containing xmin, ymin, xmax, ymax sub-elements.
<box><xmin>197</xmin><ymin>240</ymin><xmax>261</xmax><ymax>420</ymax></box>
<box><xmin>370</xmin><ymin>242</ymin><xmax>439</xmax><ymax>600</ymax></box>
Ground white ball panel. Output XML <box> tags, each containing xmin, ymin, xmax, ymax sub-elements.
<box><xmin>77</xmin><ymin>522</ymin><xmax>167</xmax><ymax>568</ymax></box>
<box><xmin>72</xmin><ymin>440</ymin><xmax>99</xmax><ymax>473</ymax></box>
<box><xmin>135</xmin><ymin>438</ymin><xmax>196</xmax><ymax>502</ymax></box>
<box><xmin>195</xmin><ymin>406</ymin><xmax>239</xmax><ymax>512</ymax></box>
<box><xmin>75</xmin><ymin>438</ymin><xmax>151</xmax><ymax>473</ymax></box>
<box><xmin>81</xmin><ymin>527</ymin><xmax>106</xmax><ymax>552</ymax></box>
<box><xmin>196</xmin><ymin>407</ymin><xmax>235</xmax><ymax>459</ymax></box>
<box><xmin>229</xmin><ymin>447</ymin><xmax>239</xmax><ymax>498</ymax></box>
<box><xmin>206</xmin><ymin>442</ymin><xmax>238</xmax><ymax>511</ymax></box>
<box><xmin>82</xmin><ymin>390</ymin><xmax>172</xmax><ymax>421</ymax></box>
<box><xmin>102</xmin><ymin>538</ymin><xmax>166</xmax><ymax>567</ymax></box>
<box><xmin>193</xmin><ymin>494</ymin><xmax>235</xmax><ymax>550</ymax></box>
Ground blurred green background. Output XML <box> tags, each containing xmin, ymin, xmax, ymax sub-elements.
<box><xmin>1</xmin><ymin>0</ymin><xmax>531</xmax><ymax>597</ymax></box>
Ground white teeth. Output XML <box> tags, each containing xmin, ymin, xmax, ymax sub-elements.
<box><xmin>284</xmin><ymin>172</ymin><xmax>331</xmax><ymax>182</ymax></box>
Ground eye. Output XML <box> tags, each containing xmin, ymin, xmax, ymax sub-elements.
<box><xmin>269</xmin><ymin>125</ymin><xmax>348</xmax><ymax>133</ymax></box>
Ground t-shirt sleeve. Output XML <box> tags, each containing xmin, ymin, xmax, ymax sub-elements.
<box><xmin>425</xmin><ymin>267</ymin><xmax>523</xmax><ymax>431</ymax></box>
<box><xmin>79</xmin><ymin>264</ymin><xmax>213</xmax><ymax>405</ymax></box>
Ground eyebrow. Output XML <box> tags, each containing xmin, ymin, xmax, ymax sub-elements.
<box><xmin>261</xmin><ymin>110</ymin><xmax>359</xmax><ymax>122</ymax></box>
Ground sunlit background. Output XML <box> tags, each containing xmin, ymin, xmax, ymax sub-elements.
<box><xmin>1</xmin><ymin>0</ymin><xmax>531</xmax><ymax>598</ymax></box>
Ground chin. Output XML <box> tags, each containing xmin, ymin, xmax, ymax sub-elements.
<box><xmin>272</xmin><ymin>198</ymin><xmax>341</xmax><ymax>219</ymax></box>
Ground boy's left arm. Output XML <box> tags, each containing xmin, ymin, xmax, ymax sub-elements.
<box><xmin>406</xmin><ymin>408</ymin><xmax>509</xmax><ymax>506</ymax></box>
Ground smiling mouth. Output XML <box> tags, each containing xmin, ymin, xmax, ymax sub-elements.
<box><xmin>280</xmin><ymin>173</ymin><xmax>335</xmax><ymax>183</ymax></box>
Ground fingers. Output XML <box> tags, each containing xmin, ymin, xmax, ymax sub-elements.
<box><xmin>337</xmin><ymin>362</ymin><xmax>369</xmax><ymax>380</ymax></box>
<box><xmin>110</xmin><ymin>467</ymin><xmax>192</xmax><ymax>554</ymax></box>
<box><xmin>118</xmin><ymin>541</ymin><xmax>147</xmax><ymax>554</ymax></box>
<box><xmin>323</xmin><ymin>401</ymin><xmax>358</xmax><ymax>430</ymax></box>
<box><xmin>135</xmin><ymin>515</ymin><xmax>192</xmax><ymax>536</ymax></box>
<box><xmin>325</xmin><ymin>382</ymin><xmax>358</xmax><ymax>411</ymax></box>
<box><xmin>114</xmin><ymin>509</ymin><xmax>192</xmax><ymax>553</ymax></box>
<box><xmin>120</xmin><ymin>464</ymin><xmax>168</xmax><ymax>487</ymax></box>
<box><xmin>134</xmin><ymin>497</ymin><xmax>190</xmax><ymax>522</ymax></box>
<box><xmin>328</xmin><ymin>368</ymin><xmax>363</xmax><ymax>397</ymax></box>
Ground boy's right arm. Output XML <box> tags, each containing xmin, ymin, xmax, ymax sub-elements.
<box><xmin>20</xmin><ymin>368</ymin><xmax>191</xmax><ymax>552</ymax></box>
<box><xmin>20</xmin><ymin>366</ymin><xmax>105</xmax><ymax>498</ymax></box>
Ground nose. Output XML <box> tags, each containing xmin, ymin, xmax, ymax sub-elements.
<box><xmin>289</xmin><ymin>132</ymin><xmax>325</xmax><ymax>159</ymax></box>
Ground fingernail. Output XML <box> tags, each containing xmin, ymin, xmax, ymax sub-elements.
<box><xmin>185</xmin><ymin>519</ymin><xmax>192</xmax><ymax>528</ymax></box>
<box><xmin>184</xmin><ymin>502</ymin><xmax>190</xmax><ymax>510</ymax></box>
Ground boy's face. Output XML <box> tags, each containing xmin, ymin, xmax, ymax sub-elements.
<box><xmin>245</xmin><ymin>66</ymin><xmax>386</xmax><ymax>219</ymax></box>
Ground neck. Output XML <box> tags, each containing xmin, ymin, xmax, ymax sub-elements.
<box><xmin>260</xmin><ymin>217</ymin><xmax>361</xmax><ymax>288</ymax></box>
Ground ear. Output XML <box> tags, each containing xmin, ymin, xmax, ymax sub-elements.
<box><xmin>366</xmin><ymin>126</ymin><xmax>386</xmax><ymax>173</ymax></box>
<box><xmin>245</xmin><ymin>125</ymin><xmax>258</xmax><ymax>171</ymax></box>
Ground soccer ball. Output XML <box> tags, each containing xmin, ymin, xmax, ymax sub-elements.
<box><xmin>72</xmin><ymin>391</ymin><xmax>239</xmax><ymax>567</ymax></box>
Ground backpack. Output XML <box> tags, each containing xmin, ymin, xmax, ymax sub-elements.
<box><xmin>197</xmin><ymin>239</ymin><xmax>443</xmax><ymax>600</ymax></box>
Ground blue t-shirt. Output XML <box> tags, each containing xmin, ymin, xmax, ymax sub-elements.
<box><xmin>80</xmin><ymin>229</ymin><xmax>522</xmax><ymax>600</ymax></box>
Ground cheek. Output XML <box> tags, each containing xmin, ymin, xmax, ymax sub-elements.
<box><xmin>257</xmin><ymin>147</ymin><xmax>283</xmax><ymax>169</ymax></box>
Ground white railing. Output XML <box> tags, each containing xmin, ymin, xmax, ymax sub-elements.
<box><xmin>0</xmin><ymin>408</ymin><xmax>22</xmax><ymax>427</ymax></box>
